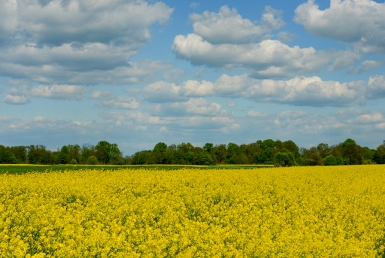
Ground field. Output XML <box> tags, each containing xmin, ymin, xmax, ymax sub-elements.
<box><xmin>0</xmin><ymin>164</ymin><xmax>272</xmax><ymax>174</ymax></box>
<box><xmin>1</xmin><ymin>166</ymin><xmax>385</xmax><ymax>257</ymax></box>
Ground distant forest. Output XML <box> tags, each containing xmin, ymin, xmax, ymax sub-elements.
<box><xmin>1</xmin><ymin>139</ymin><xmax>385</xmax><ymax>166</ymax></box>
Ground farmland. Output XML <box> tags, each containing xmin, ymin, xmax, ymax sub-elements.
<box><xmin>1</xmin><ymin>166</ymin><xmax>385</xmax><ymax>257</ymax></box>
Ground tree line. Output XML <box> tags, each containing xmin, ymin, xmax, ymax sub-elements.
<box><xmin>1</xmin><ymin>139</ymin><xmax>385</xmax><ymax>166</ymax></box>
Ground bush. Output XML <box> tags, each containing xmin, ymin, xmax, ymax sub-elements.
<box><xmin>87</xmin><ymin>156</ymin><xmax>98</xmax><ymax>165</ymax></box>
<box><xmin>274</xmin><ymin>152</ymin><xmax>295</xmax><ymax>167</ymax></box>
<box><xmin>324</xmin><ymin>155</ymin><xmax>337</xmax><ymax>166</ymax></box>
<box><xmin>70</xmin><ymin>158</ymin><xmax>78</xmax><ymax>164</ymax></box>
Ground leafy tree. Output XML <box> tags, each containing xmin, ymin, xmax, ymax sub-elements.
<box><xmin>203</xmin><ymin>143</ymin><xmax>214</xmax><ymax>153</ymax></box>
<box><xmin>87</xmin><ymin>156</ymin><xmax>98</xmax><ymax>165</ymax></box>
<box><xmin>132</xmin><ymin>150</ymin><xmax>152</xmax><ymax>165</ymax></box>
<box><xmin>274</xmin><ymin>152</ymin><xmax>295</xmax><ymax>167</ymax></box>
<box><xmin>316</xmin><ymin>143</ymin><xmax>330</xmax><ymax>158</ymax></box>
<box><xmin>0</xmin><ymin>145</ymin><xmax>17</xmax><ymax>164</ymax></box>
<box><xmin>80</xmin><ymin>144</ymin><xmax>96</xmax><ymax>164</ymax></box>
<box><xmin>324</xmin><ymin>155</ymin><xmax>336</xmax><ymax>166</ymax></box>
<box><xmin>27</xmin><ymin>145</ymin><xmax>54</xmax><ymax>164</ymax></box>
<box><xmin>226</xmin><ymin>143</ymin><xmax>239</xmax><ymax>164</ymax></box>
<box><xmin>283</xmin><ymin>140</ymin><xmax>300</xmax><ymax>157</ymax></box>
<box><xmin>190</xmin><ymin>149</ymin><xmax>213</xmax><ymax>165</ymax></box>
<box><xmin>67</xmin><ymin>144</ymin><xmax>81</xmax><ymax>163</ymax></box>
<box><xmin>373</xmin><ymin>145</ymin><xmax>385</xmax><ymax>164</ymax></box>
<box><xmin>153</xmin><ymin>142</ymin><xmax>167</xmax><ymax>153</ymax></box>
<box><xmin>341</xmin><ymin>139</ymin><xmax>363</xmax><ymax>165</ymax></box>
<box><xmin>362</xmin><ymin>147</ymin><xmax>375</xmax><ymax>164</ymax></box>
<box><xmin>59</xmin><ymin>145</ymin><xmax>69</xmax><ymax>164</ymax></box>
<box><xmin>213</xmin><ymin>144</ymin><xmax>227</xmax><ymax>164</ymax></box>
<box><xmin>152</xmin><ymin>142</ymin><xmax>168</xmax><ymax>164</ymax></box>
<box><xmin>9</xmin><ymin>146</ymin><xmax>27</xmax><ymax>163</ymax></box>
<box><xmin>95</xmin><ymin>141</ymin><xmax>122</xmax><ymax>164</ymax></box>
<box><xmin>309</xmin><ymin>153</ymin><xmax>323</xmax><ymax>166</ymax></box>
<box><xmin>258</xmin><ymin>139</ymin><xmax>277</xmax><ymax>162</ymax></box>
<box><xmin>253</xmin><ymin>151</ymin><xmax>267</xmax><ymax>164</ymax></box>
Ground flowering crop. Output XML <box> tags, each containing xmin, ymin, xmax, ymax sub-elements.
<box><xmin>1</xmin><ymin>166</ymin><xmax>385</xmax><ymax>257</ymax></box>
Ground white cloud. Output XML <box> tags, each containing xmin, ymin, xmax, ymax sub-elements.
<box><xmin>355</xmin><ymin>112</ymin><xmax>384</xmax><ymax>123</ymax></box>
<box><xmin>2</xmin><ymin>0</ymin><xmax>172</xmax><ymax>47</ymax></box>
<box><xmin>2</xmin><ymin>84</ymin><xmax>86</xmax><ymax>104</ymax></box>
<box><xmin>180</xmin><ymin>80</ymin><xmax>214</xmax><ymax>97</ymax></box>
<box><xmin>230</xmin><ymin>123</ymin><xmax>240</xmax><ymax>130</ymax></box>
<box><xmin>0</xmin><ymin>0</ymin><xmax>173</xmax><ymax>85</ymax></box>
<box><xmin>90</xmin><ymin>90</ymin><xmax>140</xmax><ymax>110</ymax></box>
<box><xmin>294</xmin><ymin>0</ymin><xmax>385</xmax><ymax>53</ymax></box>
<box><xmin>31</xmin><ymin>85</ymin><xmax>86</xmax><ymax>99</ymax></box>
<box><xmin>366</xmin><ymin>75</ymin><xmax>385</xmax><ymax>99</ymax></box>
<box><xmin>135</xmin><ymin>125</ymin><xmax>148</xmax><ymax>131</ymax></box>
<box><xmin>172</xmin><ymin>34</ymin><xmax>357</xmax><ymax>78</ymax></box>
<box><xmin>189</xmin><ymin>5</ymin><xmax>283</xmax><ymax>45</ymax></box>
<box><xmin>141</xmin><ymin>73</ymin><xmax>385</xmax><ymax>107</ymax></box>
<box><xmin>227</xmin><ymin>102</ymin><xmax>236</xmax><ymax>107</ymax></box>
<box><xmin>376</xmin><ymin>123</ymin><xmax>385</xmax><ymax>130</ymax></box>
<box><xmin>190</xmin><ymin>2</ymin><xmax>199</xmax><ymax>9</ymax></box>
<box><xmin>348</xmin><ymin>60</ymin><xmax>384</xmax><ymax>74</ymax></box>
<box><xmin>247</xmin><ymin>110</ymin><xmax>268</xmax><ymax>117</ymax></box>
<box><xmin>172</xmin><ymin>5</ymin><xmax>360</xmax><ymax>77</ymax></box>
<box><xmin>151</xmin><ymin>98</ymin><xmax>230</xmax><ymax>117</ymax></box>
<box><xmin>143</xmin><ymin>81</ymin><xmax>185</xmax><ymax>103</ymax></box>
<box><xmin>2</xmin><ymin>94</ymin><xmax>29</xmax><ymax>105</ymax></box>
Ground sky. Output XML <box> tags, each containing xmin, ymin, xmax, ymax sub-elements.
<box><xmin>1</xmin><ymin>0</ymin><xmax>385</xmax><ymax>156</ymax></box>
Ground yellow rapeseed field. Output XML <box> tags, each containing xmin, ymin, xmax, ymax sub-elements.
<box><xmin>1</xmin><ymin>166</ymin><xmax>385</xmax><ymax>257</ymax></box>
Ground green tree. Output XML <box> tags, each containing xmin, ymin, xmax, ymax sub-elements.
<box><xmin>27</xmin><ymin>145</ymin><xmax>54</xmax><ymax>164</ymax></box>
<box><xmin>373</xmin><ymin>145</ymin><xmax>385</xmax><ymax>164</ymax></box>
<box><xmin>253</xmin><ymin>151</ymin><xmax>267</xmax><ymax>164</ymax></box>
<box><xmin>341</xmin><ymin>139</ymin><xmax>363</xmax><ymax>165</ymax></box>
<box><xmin>213</xmin><ymin>144</ymin><xmax>227</xmax><ymax>164</ymax></box>
<box><xmin>59</xmin><ymin>145</ymin><xmax>69</xmax><ymax>164</ymax></box>
<box><xmin>226</xmin><ymin>143</ymin><xmax>239</xmax><ymax>164</ymax></box>
<box><xmin>203</xmin><ymin>143</ymin><xmax>214</xmax><ymax>153</ymax></box>
<box><xmin>316</xmin><ymin>143</ymin><xmax>330</xmax><ymax>158</ymax></box>
<box><xmin>309</xmin><ymin>153</ymin><xmax>323</xmax><ymax>166</ymax></box>
<box><xmin>81</xmin><ymin>144</ymin><xmax>96</xmax><ymax>164</ymax></box>
<box><xmin>87</xmin><ymin>156</ymin><xmax>98</xmax><ymax>165</ymax></box>
<box><xmin>324</xmin><ymin>155</ymin><xmax>338</xmax><ymax>166</ymax></box>
<box><xmin>258</xmin><ymin>139</ymin><xmax>278</xmax><ymax>163</ymax></box>
<box><xmin>9</xmin><ymin>146</ymin><xmax>27</xmax><ymax>163</ymax></box>
<box><xmin>95</xmin><ymin>141</ymin><xmax>122</xmax><ymax>164</ymax></box>
<box><xmin>283</xmin><ymin>140</ymin><xmax>300</xmax><ymax>157</ymax></box>
<box><xmin>274</xmin><ymin>152</ymin><xmax>295</xmax><ymax>167</ymax></box>
<box><xmin>0</xmin><ymin>145</ymin><xmax>17</xmax><ymax>164</ymax></box>
<box><xmin>152</xmin><ymin>142</ymin><xmax>168</xmax><ymax>164</ymax></box>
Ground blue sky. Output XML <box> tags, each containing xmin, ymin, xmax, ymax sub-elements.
<box><xmin>1</xmin><ymin>0</ymin><xmax>385</xmax><ymax>155</ymax></box>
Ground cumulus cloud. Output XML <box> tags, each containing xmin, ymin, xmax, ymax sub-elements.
<box><xmin>348</xmin><ymin>60</ymin><xmax>384</xmax><ymax>74</ymax></box>
<box><xmin>172</xmin><ymin>34</ymin><xmax>358</xmax><ymax>78</ymax></box>
<box><xmin>151</xmin><ymin>98</ymin><xmax>230</xmax><ymax>117</ymax></box>
<box><xmin>2</xmin><ymin>84</ymin><xmax>86</xmax><ymax>104</ymax></box>
<box><xmin>143</xmin><ymin>81</ymin><xmax>185</xmax><ymax>103</ymax></box>
<box><xmin>366</xmin><ymin>75</ymin><xmax>385</xmax><ymax>100</ymax></box>
<box><xmin>294</xmin><ymin>0</ymin><xmax>385</xmax><ymax>53</ymax></box>
<box><xmin>355</xmin><ymin>112</ymin><xmax>384</xmax><ymax>123</ymax></box>
<box><xmin>247</xmin><ymin>110</ymin><xmax>268</xmax><ymax>117</ymax></box>
<box><xmin>172</xmin><ymin>5</ymin><xmax>359</xmax><ymax>78</ymax></box>
<box><xmin>143</xmin><ymin>74</ymin><xmax>374</xmax><ymax>107</ymax></box>
<box><xmin>0</xmin><ymin>0</ymin><xmax>173</xmax><ymax>85</ymax></box>
<box><xmin>1</xmin><ymin>0</ymin><xmax>172</xmax><ymax>47</ymax></box>
<box><xmin>90</xmin><ymin>90</ymin><xmax>140</xmax><ymax>110</ymax></box>
<box><xmin>189</xmin><ymin>5</ymin><xmax>283</xmax><ymax>44</ymax></box>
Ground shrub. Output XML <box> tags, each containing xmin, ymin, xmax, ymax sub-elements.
<box><xmin>324</xmin><ymin>155</ymin><xmax>337</xmax><ymax>166</ymax></box>
<box><xmin>87</xmin><ymin>156</ymin><xmax>98</xmax><ymax>165</ymax></box>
